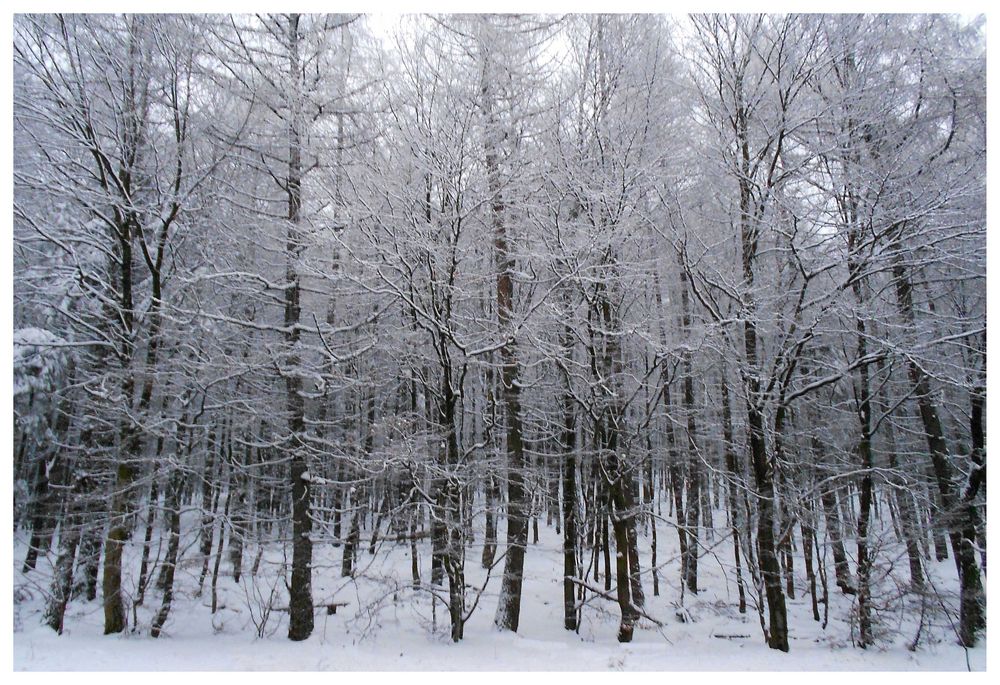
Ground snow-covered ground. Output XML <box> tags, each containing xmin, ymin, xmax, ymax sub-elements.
<box><xmin>13</xmin><ymin>510</ymin><xmax>986</xmax><ymax>671</ymax></box>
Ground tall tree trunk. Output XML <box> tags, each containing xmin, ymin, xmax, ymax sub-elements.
<box><xmin>229</xmin><ymin>443</ymin><xmax>249</xmax><ymax>584</ymax></box>
<box><xmin>562</xmin><ymin>450</ymin><xmax>580</xmax><ymax>631</ymax></box>
<box><xmin>740</xmin><ymin>241</ymin><xmax>788</xmax><ymax>649</ymax></box>
<box><xmin>196</xmin><ymin>429</ymin><xmax>220</xmax><ymax>595</ymax></box>
<box><xmin>210</xmin><ymin>474</ymin><xmax>232</xmax><ymax>614</ymax></box>
<box><xmin>559</xmin><ymin>325</ymin><xmax>580</xmax><ymax>630</ymax></box>
<box><xmin>483</xmin><ymin>45</ymin><xmax>529</xmax><ymax>633</ymax></box>
<box><xmin>720</xmin><ymin>367</ymin><xmax>747</xmax><ymax>614</ymax></box>
<box><xmin>801</xmin><ymin>507</ymin><xmax>821</xmax><ymax>622</ymax></box>
<box><xmin>284</xmin><ymin>13</ymin><xmax>314</xmax><ymax>642</ymax></box>
<box><xmin>891</xmin><ymin>248</ymin><xmax>984</xmax><ymax>647</ymax></box>
<box><xmin>103</xmin><ymin>223</ymin><xmax>138</xmax><ymax>635</ymax></box>
<box><xmin>664</xmin><ymin>384</ymin><xmax>688</xmax><ymax>584</ymax></box>
<box><xmin>677</xmin><ymin>250</ymin><xmax>700</xmax><ymax>595</ymax></box>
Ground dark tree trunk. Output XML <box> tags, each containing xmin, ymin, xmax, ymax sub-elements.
<box><xmin>77</xmin><ymin>521</ymin><xmax>101</xmax><ymax>602</ymax></box>
<box><xmin>135</xmin><ymin>440</ymin><xmax>162</xmax><ymax>606</ymax></box>
<box><xmin>560</xmin><ymin>347</ymin><xmax>580</xmax><ymax>630</ymax></box>
<box><xmin>229</xmin><ymin>445</ymin><xmax>249</xmax><ymax>584</ymax></box>
<box><xmin>814</xmin><ymin>432</ymin><xmax>856</xmax><ymax>596</ymax></box>
<box><xmin>801</xmin><ymin>514</ymin><xmax>821</xmax><ymax>622</ymax></box>
<box><xmin>103</xmin><ymin>306</ymin><xmax>137</xmax><ymax>633</ymax></box>
<box><xmin>625</xmin><ymin>474</ymin><xmax>645</xmax><ymax>610</ymax></box>
<box><xmin>22</xmin><ymin>452</ymin><xmax>53</xmax><ymax>574</ymax></box>
<box><xmin>482</xmin><ymin>472</ymin><xmax>498</xmax><ymax>569</ymax></box>
<box><xmin>485</xmin><ymin>51</ymin><xmax>529</xmax><ymax>632</ymax></box>
<box><xmin>341</xmin><ymin>508</ymin><xmax>361</xmax><ymax>577</ymax></box>
<box><xmin>284</xmin><ymin>13</ymin><xmax>313</xmax><ymax>642</ymax></box>
<box><xmin>873</xmin><ymin>356</ymin><xmax>924</xmax><ymax>591</ymax></box>
<box><xmin>892</xmin><ymin>252</ymin><xmax>983</xmax><ymax>647</ymax></box>
<box><xmin>663</xmin><ymin>386</ymin><xmax>687</xmax><ymax>568</ymax></box>
<box><xmin>601</xmin><ymin>504</ymin><xmax>612</xmax><ymax>592</ymax></box>
<box><xmin>210</xmin><ymin>466</ymin><xmax>232</xmax><ymax>614</ymax></box>
<box><xmin>562</xmin><ymin>451</ymin><xmax>580</xmax><ymax>631</ymax></box>
<box><xmin>747</xmin><ymin>394</ymin><xmax>788</xmax><ymax>651</ymax></box>
<box><xmin>677</xmin><ymin>250</ymin><xmax>700</xmax><ymax>595</ymax></box>
<box><xmin>196</xmin><ymin>430</ymin><xmax>219</xmax><ymax>595</ymax></box>
<box><xmin>606</xmin><ymin>463</ymin><xmax>641</xmax><ymax>643</ymax></box>
<box><xmin>151</xmin><ymin>469</ymin><xmax>184</xmax><ymax>638</ymax></box>
<box><xmin>409</xmin><ymin>502</ymin><xmax>421</xmax><ymax>588</ymax></box>
<box><xmin>720</xmin><ymin>369</ymin><xmax>747</xmax><ymax>614</ymax></box>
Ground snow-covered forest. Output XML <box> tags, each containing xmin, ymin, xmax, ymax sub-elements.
<box><xmin>12</xmin><ymin>13</ymin><xmax>986</xmax><ymax>671</ymax></box>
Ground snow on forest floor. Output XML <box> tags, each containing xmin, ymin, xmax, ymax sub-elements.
<box><xmin>12</xmin><ymin>511</ymin><xmax>986</xmax><ymax>671</ymax></box>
